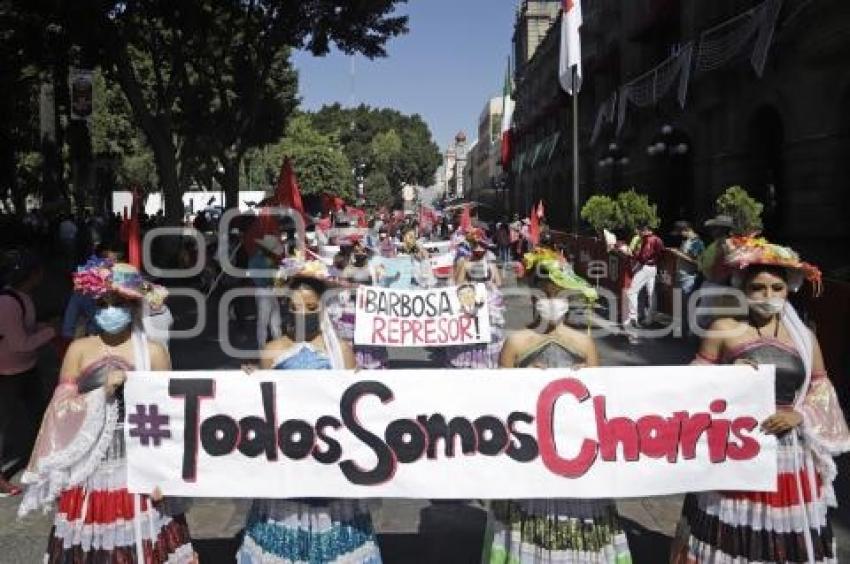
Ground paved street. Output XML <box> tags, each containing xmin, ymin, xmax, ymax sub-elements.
<box><xmin>2</xmin><ymin>280</ymin><xmax>848</xmax><ymax>563</ymax></box>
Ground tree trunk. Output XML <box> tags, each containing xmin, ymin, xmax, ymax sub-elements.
<box><xmin>148</xmin><ymin>131</ymin><xmax>183</xmax><ymax>224</ymax></box>
<box><xmin>222</xmin><ymin>158</ymin><xmax>240</xmax><ymax>211</ymax></box>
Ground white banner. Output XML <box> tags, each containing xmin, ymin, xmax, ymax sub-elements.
<box><xmin>125</xmin><ymin>366</ymin><xmax>777</xmax><ymax>499</ymax></box>
<box><xmin>353</xmin><ymin>284</ymin><xmax>491</xmax><ymax>347</ymax></box>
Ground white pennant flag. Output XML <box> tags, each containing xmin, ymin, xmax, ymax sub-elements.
<box><xmin>558</xmin><ymin>0</ymin><xmax>583</xmax><ymax>95</ymax></box>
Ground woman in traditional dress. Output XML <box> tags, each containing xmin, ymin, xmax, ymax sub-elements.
<box><xmin>238</xmin><ymin>262</ymin><xmax>382</xmax><ymax>564</ymax></box>
<box><xmin>671</xmin><ymin>238</ymin><xmax>850</xmax><ymax>563</ymax></box>
<box><xmin>18</xmin><ymin>261</ymin><xmax>196</xmax><ymax>563</ymax></box>
<box><xmin>446</xmin><ymin>228</ymin><xmax>505</xmax><ymax>369</ymax></box>
<box><xmin>334</xmin><ymin>244</ymin><xmax>388</xmax><ymax>369</ymax></box>
<box><xmin>484</xmin><ymin>252</ymin><xmax>632</xmax><ymax>564</ymax></box>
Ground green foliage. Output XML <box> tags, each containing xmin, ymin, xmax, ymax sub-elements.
<box><xmin>90</xmin><ymin>70</ymin><xmax>157</xmax><ymax>189</ymax></box>
<box><xmin>370</xmin><ymin>130</ymin><xmax>403</xmax><ymax>168</ymax></box>
<box><xmin>13</xmin><ymin>0</ymin><xmax>410</xmax><ymax>220</ymax></box>
<box><xmin>616</xmin><ymin>189</ymin><xmax>660</xmax><ymax>231</ymax></box>
<box><xmin>311</xmin><ymin>104</ymin><xmax>442</xmax><ymax>194</ymax></box>
<box><xmin>364</xmin><ymin>171</ymin><xmax>393</xmax><ymax>209</ymax></box>
<box><xmin>273</xmin><ymin>115</ymin><xmax>353</xmax><ymax>200</ymax></box>
<box><xmin>580</xmin><ymin>195</ymin><xmax>621</xmax><ymax>232</ymax></box>
<box><xmin>716</xmin><ymin>185</ymin><xmax>764</xmax><ymax>236</ymax></box>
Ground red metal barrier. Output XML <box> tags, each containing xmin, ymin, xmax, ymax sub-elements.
<box><xmin>656</xmin><ymin>249</ymin><xmax>680</xmax><ymax>318</ymax></box>
<box><xmin>545</xmin><ymin>233</ymin><xmax>849</xmax><ymax>410</ymax></box>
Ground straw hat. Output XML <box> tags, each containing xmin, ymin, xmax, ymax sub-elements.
<box><xmin>725</xmin><ymin>237</ymin><xmax>821</xmax><ymax>294</ymax></box>
<box><xmin>73</xmin><ymin>260</ymin><xmax>168</xmax><ymax>307</ymax></box>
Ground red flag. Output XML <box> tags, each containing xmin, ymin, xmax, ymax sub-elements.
<box><xmin>243</xmin><ymin>210</ymin><xmax>280</xmax><ymax>256</ymax></box>
<box><xmin>275</xmin><ymin>157</ymin><xmax>304</xmax><ymax>214</ymax></box>
<box><xmin>529</xmin><ymin>203</ymin><xmax>540</xmax><ymax>246</ymax></box>
<box><xmin>460</xmin><ymin>204</ymin><xmax>472</xmax><ymax>231</ymax></box>
<box><xmin>320</xmin><ymin>194</ymin><xmax>346</xmax><ymax>214</ymax></box>
<box><xmin>500</xmin><ymin>57</ymin><xmax>514</xmax><ymax>167</ymax></box>
<box><xmin>119</xmin><ymin>206</ymin><xmax>129</xmax><ymax>243</ymax></box>
<box><xmin>127</xmin><ymin>188</ymin><xmax>142</xmax><ymax>268</ymax></box>
<box><xmin>348</xmin><ymin>207</ymin><xmax>367</xmax><ymax>228</ymax></box>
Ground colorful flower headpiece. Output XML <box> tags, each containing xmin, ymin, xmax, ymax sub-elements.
<box><xmin>465</xmin><ymin>227</ymin><xmax>486</xmax><ymax>245</ymax></box>
<box><xmin>725</xmin><ymin>237</ymin><xmax>822</xmax><ymax>294</ymax></box>
<box><xmin>72</xmin><ymin>261</ymin><xmax>168</xmax><ymax>306</ymax></box>
<box><xmin>523</xmin><ymin>248</ymin><xmax>597</xmax><ymax>302</ymax></box>
<box><xmin>277</xmin><ymin>258</ymin><xmax>331</xmax><ymax>284</ymax></box>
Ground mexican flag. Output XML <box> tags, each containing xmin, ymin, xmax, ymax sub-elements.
<box><xmin>558</xmin><ymin>0</ymin><xmax>583</xmax><ymax>95</ymax></box>
<box><xmin>500</xmin><ymin>57</ymin><xmax>514</xmax><ymax>168</ymax></box>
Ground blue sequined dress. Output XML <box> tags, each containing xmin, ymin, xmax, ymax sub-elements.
<box><xmin>236</xmin><ymin>343</ymin><xmax>382</xmax><ymax>564</ymax></box>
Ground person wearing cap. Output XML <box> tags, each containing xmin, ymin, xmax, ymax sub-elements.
<box><xmin>672</xmin><ymin>238</ymin><xmax>849</xmax><ymax>564</ymax></box>
<box><xmin>0</xmin><ymin>250</ymin><xmax>55</xmax><ymax>497</ymax></box>
<box><xmin>17</xmin><ymin>261</ymin><xmax>196</xmax><ymax>562</ymax></box>
<box><xmin>249</xmin><ymin>234</ymin><xmax>285</xmax><ymax>347</ymax></box>
<box><xmin>698</xmin><ymin>214</ymin><xmax>734</xmax><ymax>283</ymax></box>
<box><xmin>694</xmin><ymin>214</ymin><xmax>735</xmax><ymax>330</ymax></box>
<box><xmin>485</xmin><ymin>252</ymin><xmax>632</xmax><ymax>563</ymax></box>
<box><xmin>625</xmin><ymin>224</ymin><xmax>664</xmax><ymax>334</ymax></box>
<box><xmin>670</xmin><ymin>221</ymin><xmax>705</xmax><ymax>337</ymax></box>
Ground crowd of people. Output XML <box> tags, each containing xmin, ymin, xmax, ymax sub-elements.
<box><xmin>0</xmin><ymin>200</ymin><xmax>848</xmax><ymax>564</ymax></box>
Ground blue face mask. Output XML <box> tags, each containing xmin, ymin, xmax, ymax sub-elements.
<box><xmin>94</xmin><ymin>305</ymin><xmax>133</xmax><ymax>334</ymax></box>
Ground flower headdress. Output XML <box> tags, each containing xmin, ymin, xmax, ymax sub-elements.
<box><xmin>276</xmin><ymin>258</ymin><xmax>331</xmax><ymax>287</ymax></box>
<box><xmin>725</xmin><ymin>237</ymin><xmax>822</xmax><ymax>295</ymax></box>
<box><xmin>72</xmin><ymin>260</ymin><xmax>168</xmax><ymax>306</ymax></box>
<box><xmin>523</xmin><ymin>248</ymin><xmax>597</xmax><ymax>302</ymax></box>
<box><xmin>465</xmin><ymin>227</ymin><xmax>487</xmax><ymax>246</ymax></box>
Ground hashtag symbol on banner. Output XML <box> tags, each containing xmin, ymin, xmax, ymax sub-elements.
<box><xmin>128</xmin><ymin>404</ymin><xmax>171</xmax><ymax>447</ymax></box>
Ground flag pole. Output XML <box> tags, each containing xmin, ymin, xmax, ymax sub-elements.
<box><xmin>571</xmin><ymin>66</ymin><xmax>580</xmax><ymax>234</ymax></box>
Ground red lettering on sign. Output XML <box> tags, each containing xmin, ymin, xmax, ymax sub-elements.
<box><xmin>372</xmin><ymin>317</ymin><xmax>386</xmax><ymax>344</ymax></box>
<box><xmin>536</xmin><ymin>378</ymin><xmax>598</xmax><ymax>478</ymax></box>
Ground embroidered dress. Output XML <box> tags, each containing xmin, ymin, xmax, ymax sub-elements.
<box><xmin>329</xmin><ymin>282</ymin><xmax>387</xmax><ymax>370</ymax></box>
<box><xmin>19</xmin><ymin>332</ymin><xmax>194</xmax><ymax>563</ymax></box>
<box><xmin>484</xmin><ymin>340</ymin><xmax>632</xmax><ymax>564</ymax></box>
<box><xmin>673</xmin><ymin>332</ymin><xmax>850</xmax><ymax>563</ymax></box>
<box><xmin>446</xmin><ymin>258</ymin><xmax>506</xmax><ymax>369</ymax></box>
<box><xmin>237</xmin><ymin>342</ymin><xmax>382</xmax><ymax>564</ymax></box>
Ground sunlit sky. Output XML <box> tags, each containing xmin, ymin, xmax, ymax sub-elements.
<box><xmin>293</xmin><ymin>0</ymin><xmax>517</xmax><ymax>151</ymax></box>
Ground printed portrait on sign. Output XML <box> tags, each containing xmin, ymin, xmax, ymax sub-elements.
<box><xmin>456</xmin><ymin>283</ymin><xmax>485</xmax><ymax>317</ymax></box>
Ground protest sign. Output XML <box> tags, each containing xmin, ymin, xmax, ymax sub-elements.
<box><xmin>429</xmin><ymin>253</ymin><xmax>454</xmax><ymax>279</ymax></box>
<box><xmin>353</xmin><ymin>284</ymin><xmax>490</xmax><ymax>347</ymax></box>
<box><xmin>373</xmin><ymin>256</ymin><xmax>433</xmax><ymax>289</ymax></box>
<box><xmin>125</xmin><ymin>365</ymin><xmax>777</xmax><ymax>499</ymax></box>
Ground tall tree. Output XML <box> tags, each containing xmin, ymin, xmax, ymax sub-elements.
<box><xmin>22</xmin><ymin>0</ymin><xmax>409</xmax><ymax>222</ymax></box>
<box><xmin>312</xmin><ymin>103</ymin><xmax>441</xmax><ymax>196</ymax></box>
<box><xmin>181</xmin><ymin>3</ymin><xmax>299</xmax><ymax>209</ymax></box>
<box><xmin>264</xmin><ymin>115</ymin><xmax>353</xmax><ymax>200</ymax></box>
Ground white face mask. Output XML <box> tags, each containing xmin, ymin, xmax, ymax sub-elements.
<box><xmin>748</xmin><ymin>297</ymin><xmax>785</xmax><ymax>318</ymax></box>
<box><xmin>536</xmin><ymin>298</ymin><xmax>570</xmax><ymax>323</ymax></box>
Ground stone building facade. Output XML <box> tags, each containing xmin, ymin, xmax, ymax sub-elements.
<box><xmin>466</xmin><ymin>96</ymin><xmax>509</xmax><ymax>207</ymax></box>
<box><xmin>509</xmin><ymin>0</ymin><xmax>850</xmax><ymax>269</ymax></box>
<box><xmin>441</xmin><ymin>131</ymin><xmax>469</xmax><ymax>200</ymax></box>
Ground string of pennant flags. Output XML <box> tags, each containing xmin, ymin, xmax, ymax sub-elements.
<box><xmin>590</xmin><ymin>0</ymin><xmax>783</xmax><ymax>145</ymax></box>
